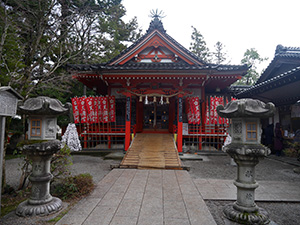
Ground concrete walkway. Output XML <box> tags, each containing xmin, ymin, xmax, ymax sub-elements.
<box><xmin>57</xmin><ymin>169</ymin><xmax>216</xmax><ymax>225</ymax></box>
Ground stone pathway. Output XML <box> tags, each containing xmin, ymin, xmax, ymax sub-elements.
<box><xmin>193</xmin><ymin>179</ymin><xmax>300</xmax><ymax>201</ymax></box>
<box><xmin>56</xmin><ymin>169</ymin><xmax>216</xmax><ymax>225</ymax></box>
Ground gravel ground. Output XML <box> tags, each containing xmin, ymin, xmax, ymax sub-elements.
<box><xmin>183</xmin><ymin>155</ymin><xmax>300</xmax><ymax>182</ymax></box>
<box><xmin>1</xmin><ymin>153</ymin><xmax>122</xmax><ymax>225</ymax></box>
<box><xmin>1</xmin><ymin>153</ymin><xmax>300</xmax><ymax>225</ymax></box>
<box><xmin>4</xmin><ymin>153</ymin><xmax>122</xmax><ymax>191</ymax></box>
<box><xmin>182</xmin><ymin>155</ymin><xmax>300</xmax><ymax>225</ymax></box>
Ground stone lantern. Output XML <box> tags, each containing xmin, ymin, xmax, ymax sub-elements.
<box><xmin>18</xmin><ymin>96</ymin><xmax>69</xmax><ymax>140</ymax></box>
<box><xmin>16</xmin><ymin>96</ymin><xmax>69</xmax><ymax>217</ymax></box>
<box><xmin>217</xmin><ymin>98</ymin><xmax>275</xmax><ymax>225</ymax></box>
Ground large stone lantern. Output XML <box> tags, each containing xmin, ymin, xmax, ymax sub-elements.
<box><xmin>217</xmin><ymin>98</ymin><xmax>275</xmax><ymax>225</ymax></box>
<box><xmin>16</xmin><ymin>96</ymin><xmax>69</xmax><ymax>217</ymax></box>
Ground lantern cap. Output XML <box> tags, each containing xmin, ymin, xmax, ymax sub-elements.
<box><xmin>18</xmin><ymin>96</ymin><xmax>69</xmax><ymax>116</ymax></box>
<box><xmin>217</xmin><ymin>98</ymin><xmax>275</xmax><ymax>118</ymax></box>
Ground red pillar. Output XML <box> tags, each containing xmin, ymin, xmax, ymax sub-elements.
<box><xmin>83</xmin><ymin>125</ymin><xmax>87</xmax><ymax>149</ymax></box>
<box><xmin>201</xmin><ymin>87</ymin><xmax>206</xmax><ymax>126</ymax></box>
<box><xmin>108</xmin><ymin>126</ymin><xmax>111</xmax><ymax>149</ymax></box>
<box><xmin>124</xmin><ymin>94</ymin><xmax>131</xmax><ymax>151</ymax></box>
<box><xmin>177</xmin><ymin>95</ymin><xmax>183</xmax><ymax>153</ymax></box>
<box><xmin>199</xmin><ymin>87</ymin><xmax>206</xmax><ymax>150</ymax></box>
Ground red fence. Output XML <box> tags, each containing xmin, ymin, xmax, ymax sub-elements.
<box><xmin>174</xmin><ymin>124</ymin><xmax>228</xmax><ymax>152</ymax></box>
<box><xmin>75</xmin><ymin>124</ymin><xmax>136</xmax><ymax>150</ymax></box>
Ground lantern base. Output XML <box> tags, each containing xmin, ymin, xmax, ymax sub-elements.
<box><xmin>223</xmin><ymin>203</ymin><xmax>270</xmax><ymax>225</ymax></box>
<box><xmin>16</xmin><ymin>197</ymin><xmax>62</xmax><ymax>217</ymax></box>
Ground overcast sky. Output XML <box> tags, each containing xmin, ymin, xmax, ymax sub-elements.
<box><xmin>122</xmin><ymin>0</ymin><xmax>300</xmax><ymax>72</ymax></box>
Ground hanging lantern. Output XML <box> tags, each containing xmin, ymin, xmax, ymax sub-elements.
<box><xmin>160</xmin><ymin>96</ymin><xmax>164</xmax><ymax>105</ymax></box>
<box><xmin>139</xmin><ymin>95</ymin><xmax>143</xmax><ymax>102</ymax></box>
<box><xmin>153</xmin><ymin>96</ymin><xmax>157</xmax><ymax>103</ymax></box>
<box><xmin>145</xmin><ymin>95</ymin><xmax>149</xmax><ymax>105</ymax></box>
<box><xmin>166</xmin><ymin>97</ymin><xmax>170</xmax><ymax>104</ymax></box>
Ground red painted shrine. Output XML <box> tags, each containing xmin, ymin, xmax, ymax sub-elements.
<box><xmin>69</xmin><ymin>17</ymin><xmax>248</xmax><ymax>153</ymax></box>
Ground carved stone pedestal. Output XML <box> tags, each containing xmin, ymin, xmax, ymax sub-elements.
<box><xmin>16</xmin><ymin>140</ymin><xmax>62</xmax><ymax>217</ymax></box>
<box><xmin>223</xmin><ymin>145</ymin><xmax>270</xmax><ymax>224</ymax></box>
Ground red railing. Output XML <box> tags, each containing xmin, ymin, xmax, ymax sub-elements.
<box><xmin>75</xmin><ymin>124</ymin><xmax>136</xmax><ymax>150</ymax></box>
<box><xmin>173</xmin><ymin>124</ymin><xmax>228</xmax><ymax>151</ymax></box>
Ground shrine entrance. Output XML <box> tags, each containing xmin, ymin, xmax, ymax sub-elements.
<box><xmin>69</xmin><ymin>16</ymin><xmax>248</xmax><ymax>153</ymax></box>
<box><xmin>120</xmin><ymin>133</ymin><xmax>183</xmax><ymax>169</ymax></box>
<box><xmin>143</xmin><ymin>102</ymin><xmax>169</xmax><ymax>131</ymax></box>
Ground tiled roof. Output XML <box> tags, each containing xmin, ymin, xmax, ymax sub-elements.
<box><xmin>68</xmin><ymin>62</ymin><xmax>248</xmax><ymax>72</ymax></box>
<box><xmin>256</xmin><ymin>45</ymin><xmax>300</xmax><ymax>84</ymax></box>
<box><xmin>237</xmin><ymin>66</ymin><xmax>300</xmax><ymax>97</ymax></box>
<box><xmin>68</xmin><ymin>18</ymin><xmax>248</xmax><ymax>74</ymax></box>
<box><xmin>229</xmin><ymin>85</ymin><xmax>252</xmax><ymax>95</ymax></box>
<box><xmin>107</xmin><ymin>18</ymin><xmax>207</xmax><ymax>66</ymax></box>
<box><xmin>275</xmin><ymin>45</ymin><xmax>300</xmax><ymax>57</ymax></box>
<box><xmin>146</xmin><ymin>17</ymin><xmax>166</xmax><ymax>33</ymax></box>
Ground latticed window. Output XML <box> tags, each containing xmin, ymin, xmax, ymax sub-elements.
<box><xmin>31</xmin><ymin>119</ymin><xmax>42</xmax><ymax>137</ymax></box>
<box><xmin>246</xmin><ymin>122</ymin><xmax>257</xmax><ymax>140</ymax></box>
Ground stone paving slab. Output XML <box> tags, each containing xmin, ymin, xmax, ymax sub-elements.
<box><xmin>56</xmin><ymin>169</ymin><xmax>216</xmax><ymax>225</ymax></box>
<box><xmin>193</xmin><ymin>178</ymin><xmax>300</xmax><ymax>201</ymax></box>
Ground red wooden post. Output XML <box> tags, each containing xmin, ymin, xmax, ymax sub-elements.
<box><xmin>108</xmin><ymin>126</ymin><xmax>111</xmax><ymax>149</ymax></box>
<box><xmin>177</xmin><ymin>95</ymin><xmax>183</xmax><ymax>153</ymax></box>
<box><xmin>199</xmin><ymin>87</ymin><xmax>206</xmax><ymax>150</ymax></box>
<box><xmin>83</xmin><ymin>125</ymin><xmax>87</xmax><ymax>149</ymax></box>
<box><xmin>125</xmin><ymin>93</ymin><xmax>131</xmax><ymax>151</ymax></box>
<box><xmin>201</xmin><ymin>87</ymin><xmax>206</xmax><ymax>127</ymax></box>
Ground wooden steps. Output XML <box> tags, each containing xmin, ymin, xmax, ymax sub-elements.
<box><xmin>120</xmin><ymin>133</ymin><xmax>183</xmax><ymax>170</ymax></box>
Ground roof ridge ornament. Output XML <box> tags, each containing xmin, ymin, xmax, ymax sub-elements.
<box><xmin>275</xmin><ymin>44</ymin><xmax>300</xmax><ymax>55</ymax></box>
<box><xmin>147</xmin><ymin>9</ymin><xmax>166</xmax><ymax>33</ymax></box>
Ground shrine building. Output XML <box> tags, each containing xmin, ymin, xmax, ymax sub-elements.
<box><xmin>236</xmin><ymin>45</ymin><xmax>300</xmax><ymax>140</ymax></box>
<box><xmin>68</xmin><ymin>16</ymin><xmax>248</xmax><ymax>155</ymax></box>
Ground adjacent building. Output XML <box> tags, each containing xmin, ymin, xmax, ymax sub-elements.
<box><xmin>237</xmin><ymin>45</ymin><xmax>300</xmax><ymax>138</ymax></box>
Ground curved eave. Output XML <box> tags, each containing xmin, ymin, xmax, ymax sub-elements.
<box><xmin>68</xmin><ymin>63</ymin><xmax>248</xmax><ymax>74</ymax></box>
<box><xmin>257</xmin><ymin>51</ymin><xmax>300</xmax><ymax>83</ymax></box>
<box><xmin>237</xmin><ymin>66</ymin><xmax>300</xmax><ymax>106</ymax></box>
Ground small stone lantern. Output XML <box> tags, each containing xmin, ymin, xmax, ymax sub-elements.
<box><xmin>217</xmin><ymin>98</ymin><xmax>275</xmax><ymax>225</ymax></box>
<box><xmin>18</xmin><ymin>96</ymin><xmax>69</xmax><ymax>140</ymax></box>
<box><xmin>16</xmin><ymin>96</ymin><xmax>69</xmax><ymax>217</ymax></box>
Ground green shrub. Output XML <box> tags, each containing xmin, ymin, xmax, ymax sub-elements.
<box><xmin>51</xmin><ymin>144</ymin><xmax>73</xmax><ymax>181</ymax></box>
<box><xmin>17</xmin><ymin>143</ymin><xmax>73</xmax><ymax>190</ymax></box>
<box><xmin>52</xmin><ymin>173</ymin><xmax>94</xmax><ymax>200</ymax></box>
<box><xmin>283</xmin><ymin>142</ymin><xmax>300</xmax><ymax>158</ymax></box>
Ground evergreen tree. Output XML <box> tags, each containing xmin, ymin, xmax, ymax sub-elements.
<box><xmin>1</xmin><ymin>0</ymin><xmax>141</xmax><ymax>98</ymax></box>
<box><xmin>0</xmin><ymin>2</ymin><xmax>25</xmax><ymax>87</ymax></box>
<box><xmin>213</xmin><ymin>41</ymin><xmax>228</xmax><ymax>65</ymax></box>
<box><xmin>189</xmin><ymin>26</ymin><xmax>211</xmax><ymax>63</ymax></box>
<box><xmin>235</xmin><ymin>48</ymin><xmax>268</xmax><ymax>85</ymax></box>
